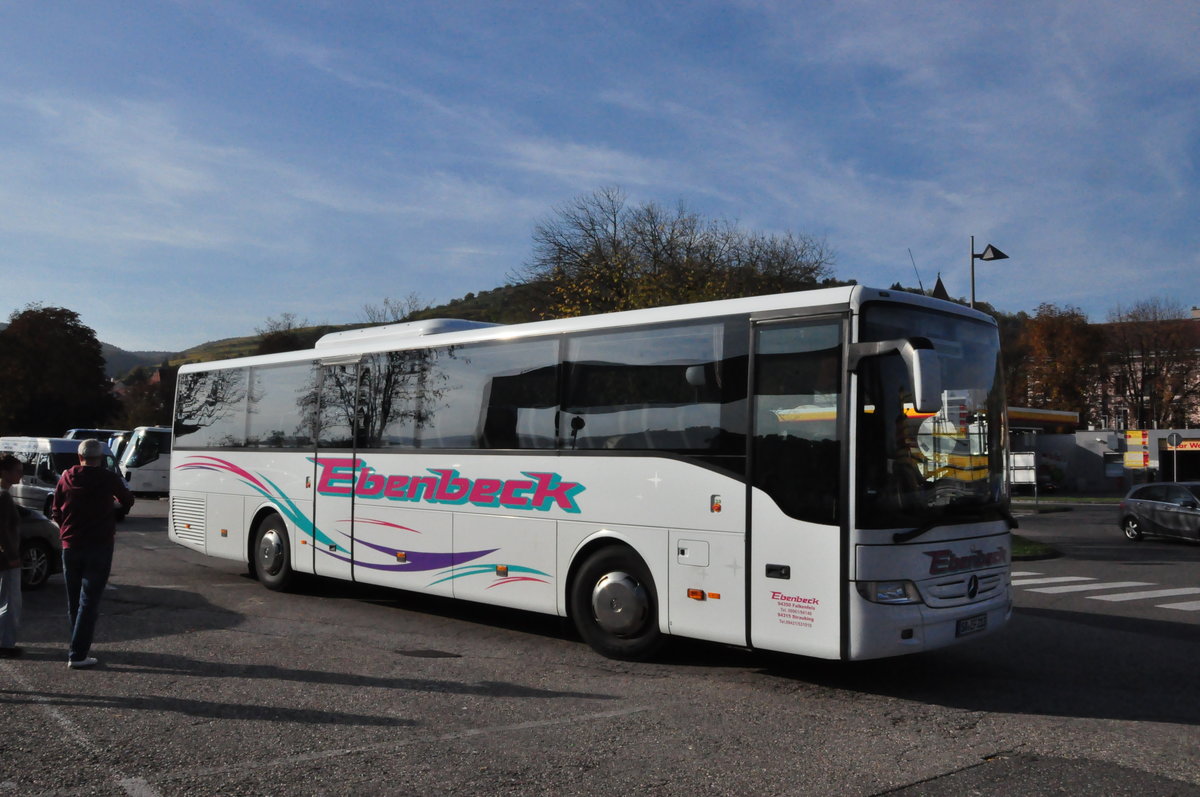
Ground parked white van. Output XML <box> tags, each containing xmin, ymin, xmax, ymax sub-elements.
<box><xmin>119</xmin><ymin>426</ymin><xmax>172</xmax><ymax>496</ymax></box>
<box><xmin>0</xmin><ymin>437</ymin><xmax>126</xmax><ymax>518</ymax></box>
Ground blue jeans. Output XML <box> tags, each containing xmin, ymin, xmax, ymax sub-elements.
<box><xmin>0</xmin><ymin>566</ymin><xmax>21</xmax><ymax>648</ymax></box>
<box><xmin>62</xmin><ymin>545</ymin><xmax>114</xmax><ymax>662</ymax></box>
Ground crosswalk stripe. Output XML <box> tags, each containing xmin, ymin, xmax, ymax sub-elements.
<box><xmin>1026</xmin><ymin>581</ymin><xmax>1153</xmax><ymax>594</ymax></box>
<box><xmin>1011</xmin><ymin>571</ymin><xmax>1042</xmax><ymax>577</ymax></box>
<box><xmin>1156</xmin><ymin>600</ymin><xmax>1200</xmax><ymax>611</ymax></box>
<box><xmin>1089</xmin><ymin>587</ymin><xmax>1200</xmax><ymax>602</ymax></box>
<box><xmin>1011</xmin><ymin>576</ymin><xmax>1094</xmax><ymax>586</ymax></box>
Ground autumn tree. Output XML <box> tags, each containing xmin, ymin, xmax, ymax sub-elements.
<box><xmin>1018</xmin><ymin>303</ymin><xmax>1103</xmax><ymax>425</ymax></box>
<box><xmin>994</xmin><ymin>310</ymin><xmax>1030</xmax><ymax>407</ymax></box>
<box><xmin>0</xmin><ymin>305</ymin><xmax>117</xmax><ymax>435</ymax></box>
<box><xmin>1105</xmin><ymin>298</ymin><xmax>1200</xmax><ymax>428</ymax></box>
<box><xmin>522</xmin><ymin>187</ymin><xmax>837</xmax><ymax>317</ymax></box>
<box><xmin>115</xmin><ymin>364</ymin><xmax>177</xmax><ymax>428</ymax></box>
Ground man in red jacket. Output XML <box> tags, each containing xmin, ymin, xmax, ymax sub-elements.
<box><xmin>51</xmin><ymin>439</ymin><xmax>135</xmax><ymax>669</ymax></box>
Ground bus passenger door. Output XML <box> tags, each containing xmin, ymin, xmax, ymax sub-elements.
<box><xmin>311</xmin><ymin>362</ymin><xmax>358</xmax><ymax>581</ymax></box>
<box><xmin>748</xmin><ymin>317</ymin><xmax>846</xmax><ymax>659</ymax></box>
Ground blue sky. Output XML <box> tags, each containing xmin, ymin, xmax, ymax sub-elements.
<box><xmin>1</xmin><ymin>1</ymin><xmax>1197</xmax><ymax>351</ymax></box>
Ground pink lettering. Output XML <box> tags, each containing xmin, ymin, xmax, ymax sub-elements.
<box><xmin>500</xmin><ymin>479</ymin><xmax>534</xmax><ymax>508</ymax></box>
<box><xmin>384</xmin><ymin>474</ymin><xmax>410</xmax><ymax>500</ymax></box>
<box><xmin>469</xmin><ymin>478</ymin><xmax>502</xmax><ymax>505</ymax></box>
<box><xmin>314</xmin><ymin>457</ymin><xmax>356</xmax><ymax>496</ymax></box>
<box><xmin>431</xmin><ymin>469</ymin><xmax>471</xmax><ymax>503</ymax></box>
<box><xmin>525</xmin><ymin>472</ymin><xmax>585</xmax><ymax>513</ymax></box>
<box><xmin>355</xmin><ymin>466</ymin><xmax>385</xmax><ymax>498</ymax></box>
<box><xmin>407</xmin><ymin>475</ymin><xmax>438</xmax><ymax>501</ymax></box>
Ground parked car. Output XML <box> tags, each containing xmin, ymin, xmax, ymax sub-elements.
<box><xmin>18</xmin><ymin>505</ymin><xmax>62</xmax><ymax>590</ymax></box>
<box><xmin>1118</xmin><ymin>482</ymin><xmax>1200</xmax><ymax>542</ymax></box>
<box><xmin>0</xmin><ymin>437</ymin><xmax>127</xmax><ymax>520</ymax></box>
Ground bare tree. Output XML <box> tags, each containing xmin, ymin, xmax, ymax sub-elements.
<box><xmin>362</xmin><ymin>293</ymin><xmax>427</xmax><ymax>325</ymax></box>
<box><xmin>255</xmin><ymin>313</ymin><xmax>311</xmax><ymax>355</ymax></box>
<box><xmin>522</xmin><ymin>187</ymin><xmax>836</xmax><ymax>318</ymax></box>
<box><xmin>1105</xmin><ymin>298</ymin><xmax>1200</xmax><ymax>428</ymax></box>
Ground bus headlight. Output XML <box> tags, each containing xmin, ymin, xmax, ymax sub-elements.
<box><xmin>856</xmin><ymin>580</ymin><xmax>923</xmax><ymax>605</ymax></box>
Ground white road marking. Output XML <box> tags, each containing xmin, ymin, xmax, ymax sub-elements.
<box><xmin>0</xmin><ymin>662</ymin><xmax>164</xmax><ymax>797</ymax></box>
<box><xmin>1157</xmin><ymin>600</ymin><xmax>1200</xmax><ymax>611</ymax></box>
<box><xmin>120</xmin><ymin>705</ymin><xmax>651</xmax><ymax>791</ymax></box>
<box><xmin>1089</xmin><ymin>587</ymin><xmax>1200</xmax><ymax>602</ymax></box>
<box><xmin>1011</xmin><ymin>576</ymin><xmax>1095</xmax><ymax>586</ymax></box>
<box><xmin>1026</xmin><ymin>581</ymin><xmax>1153</xmax><ymax>594</ymax></box>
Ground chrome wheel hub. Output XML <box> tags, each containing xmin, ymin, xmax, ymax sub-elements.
<box><xmin>590</xmin><ymin>571</ymin><xmax>648</xmax><ymax>636</ymax></box>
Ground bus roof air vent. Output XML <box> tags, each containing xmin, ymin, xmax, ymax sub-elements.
<box><xmin>315</xmin><ymin>319</ymin><xmax>501</xmax><ymax>349</ymax></box>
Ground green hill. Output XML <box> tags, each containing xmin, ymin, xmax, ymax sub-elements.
<box><xmin>168</xmin><ymin>282</ymin><xmax>552</xmax><ymax>366</ymax></box>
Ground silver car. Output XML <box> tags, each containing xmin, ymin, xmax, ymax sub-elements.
<box><xmin>1118</xmin><ymin>482</ymin><xmax>1200</xmax><ymax>542</ymax></box>
<box><xmin>18</xmin><ymin>505</ymin><xmax>62</xmax><ymax>590</ymax></box>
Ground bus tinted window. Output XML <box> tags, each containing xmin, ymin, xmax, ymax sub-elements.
<box><xmin>561</xmin><ymin>321</ymin><xmax>747</xmax><ymax>453</ymax></box>
<box><xmin>247</xmin><ymin>362</ymin><xmax>319</xmax><ymax>448</ymax></box>
<box><xmin>316</xmin><ymin>363</ymin><xmax>358</xmax><ymax>449</ymax></box>
<box><xmin>356</xmin><ymin>340</ymin><xmax>558</xmax><ymax>451</ymax></box>
<box><xmin>174</xmin><ymin>369</ymin><xmax>249</xmax><ymax>448</ymax></box>
<box><xmin>463</xmin><ymin>340</ymin><xmax>558</xmax><ymax>449</ymax></box>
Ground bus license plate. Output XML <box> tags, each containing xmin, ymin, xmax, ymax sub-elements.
<box><xmin>956</xmin><ymin>614</ymin><xmax>987</xmax><ymax>637</ymax></box>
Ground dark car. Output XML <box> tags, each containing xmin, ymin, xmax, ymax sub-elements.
<box><xmin>18</xmin><ymin>505</ymin><xmax>62</xmax><ymax>590</ymax></box>
<box><xmin>1118</xmin><ymin>482</ymin><xmax>1200</xmax><ymax>542</ymax></box>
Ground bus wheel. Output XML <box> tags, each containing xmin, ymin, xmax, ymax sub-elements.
<box><xmin>570</xmin><ymin>547</ymin><xmax>664</xmax><ymax>661</ymax></box>
<box><xmin>254</xmin><ymin>514</ymin><xmax>294</xmax><ymax>591</ymax></box>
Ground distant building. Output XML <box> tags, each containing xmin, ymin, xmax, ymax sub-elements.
<box><xmin>1090</xmin><ymin>307</ymin><xmax>1200</xmax><ymax>430</ymax></box>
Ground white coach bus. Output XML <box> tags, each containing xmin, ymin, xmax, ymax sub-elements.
<box><xmin>119</xmin><ymin>426</ymin><xmax>173</xmax><ymax>495</ymax></box>
<box><xmin>168</xmin><ymin>286</ymin><xmax>1014</xmax><ymax>661</ymax></box>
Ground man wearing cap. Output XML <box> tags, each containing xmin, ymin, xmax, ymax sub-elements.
<box><xmin>51</xmin><ymin>439</ymin><xmax>135</xmax><ymax>670</ymax></box>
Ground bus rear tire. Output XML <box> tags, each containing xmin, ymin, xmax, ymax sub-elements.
<box><xmin>253</xmin><ymin>514</ymin><xmax>294</xmax><ymax>591</ymax></box>
<box><xmin>570</xmin><ymin>546</ymin><xmax>665</xmax><ymax>661</ymax></box>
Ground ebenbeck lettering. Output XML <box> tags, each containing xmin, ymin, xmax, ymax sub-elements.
<box><xmin>771</xmin><ymin>592</ymin><xmax>820</xmax><ymax>605</ymax></box>
<box><xmin>924</xmin><ymin>547</ymin><xmax>1007</xmax><ymax>575</ymax></box>
<box><xmin>312</xmin><ymin>457</ymin><xmax>585</xmax><ymax>513</ymax></box>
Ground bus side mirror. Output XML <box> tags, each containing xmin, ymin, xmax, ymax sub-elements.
<box><xmin>848</xmin><ymin>337</ymin><xmax>942</xmax><ymax>415</ymax></box>
<box><xmin>904</xmin><ymin>343</ymin><xmax>942</xmax><ymax>415</ymax></box>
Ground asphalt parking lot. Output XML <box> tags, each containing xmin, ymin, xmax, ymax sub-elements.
<box><xmin>2</xmin><ymin>499</ymin><xmax>1199</xmax><ymax>796</ymax></box>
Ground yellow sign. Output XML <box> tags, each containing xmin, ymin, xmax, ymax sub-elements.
<box><xmin>1124</xmin><ymin>430</ymin><xmax>1150</xmax><ymax>469</ymax></box>
<box><xmin>1167</xmin><ymin>440</ymin><xmax>1200</xmax><ymax>451</ymax></box>
<box><xmin>1124</xmin><ymin>452</ymin><xmax>1149</xmax><ymax>468</ymax></box>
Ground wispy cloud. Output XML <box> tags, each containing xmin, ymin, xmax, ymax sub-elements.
<box><xmin>0</xmin><ymin>1</ymin><xmax>1197</xmax><ymax>348</ymax></box>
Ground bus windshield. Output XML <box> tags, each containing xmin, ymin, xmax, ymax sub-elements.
<box><xmin>856</xmin><ymin>303</ymin><xmax>1007</xmax><ymax>529</ymax></box>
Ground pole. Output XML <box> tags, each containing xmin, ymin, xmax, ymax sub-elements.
<box><xmin>969</xmin><ymin>234</ymin><xmax>976</xmax><ymax>308</ymax></box>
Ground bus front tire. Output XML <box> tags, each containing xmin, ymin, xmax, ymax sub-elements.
<box><xmin>253</xmin><ymin>515</ymin><xmax>294</xmax><ymax>591</ymax></box>
<box><xmin>570</xmin><ymin>546</ymin><xmax>664</xmax><ymax>661</ymax></box>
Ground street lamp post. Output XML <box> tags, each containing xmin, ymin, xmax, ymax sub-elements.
<box><xmin>970</xmin><ymin>235</ymin><xmax>1009</xmax><ymax>308</ymax></box>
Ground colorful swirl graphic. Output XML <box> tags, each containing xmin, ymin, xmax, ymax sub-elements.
<box><xmin>176</xmin><ymin>456</ymin><xmax>551</xmax><ymax>588</ymax></box>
